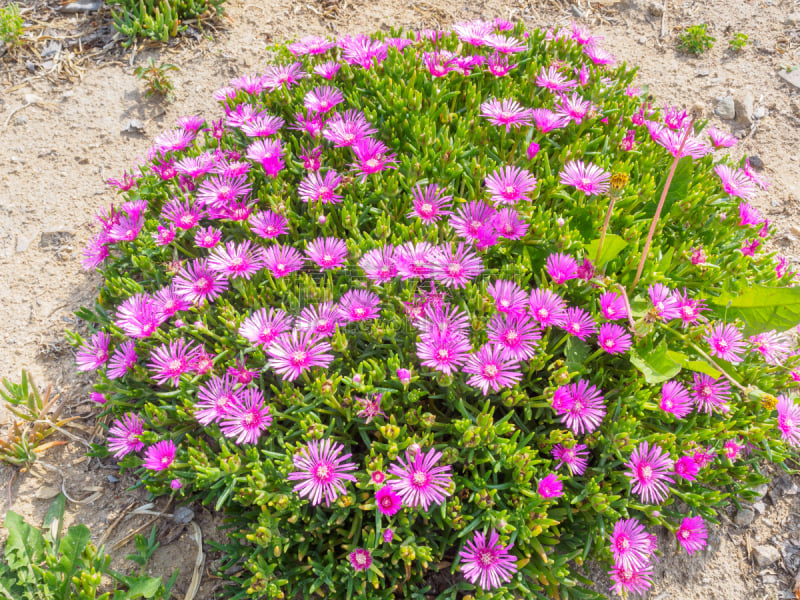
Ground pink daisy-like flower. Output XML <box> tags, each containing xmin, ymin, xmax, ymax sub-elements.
<box><xmin>152</xmin><ymin>285</ymin><xmax>191</xmax><ymax>321</ymax></box>
<box><xmin>323</xmin><ymin>109</ymin><xmax>377</xmax><ymax>147</ymax></box>
<box><xmin>531</xmin><ymin>108</ymin><xmax>569</xmax><ymax>133</ymax></box>
<box><xmin>249</xmin><ymin>210</ymin><xmax>288</xmax><ymax>239</ymax></box>
<box><xmin>487</xmin><ymin>280</ymin><xmax>529</xmax><ymax>316</ymax></box>
<box><xmin>375</xmin><ymin>485</ymin><xmax>402</xmax><ymax>516</ymax></box>
<box><xmin>459</xmin><ymin>529</ymin><xmax>518</xmax><ymax>591</ymax></box>
<box><xmin>349</xmin><ymin>548</ymin><xmax>372</xmax><ymax>571</ymax></box>
<box><xmin>464</xmin><ymin>344</ymin><xmax>522</xmax><ymax>395</ymax></box>
<box><xmin>449</xmin><ymin>200</ymin><xmax>497</xmax><ymax>243</ymax></box>
<box><xmin>492</xmin><ymin>208</ymin><xmax>529</xmax><ymax>240</ymax></box>
<box><xmin>175</xmin><ymin>153</ymin><xmax>215</xmax><ymax>179</ymax></box>
<box><xmin>176</xmin><ymin>116</ymin><xmax>205</xmax><ymax>134</ymax></box>
<box><xmin>174</xmin><ymin>259</ymin><xmax>229</xmax><ymax>305</ymax></box>
<box><xmin>208</xmin><ymin>240</ymin><xmax>265</xmax><ymax>280</ymax></box>
<box><xmin>777</xmin><ymin>394</ymin><xmax>800</xmax><ymax>447</ymax></box>
<box><xmin>292</xmin><ymin>110</ymin><xmax>325</xmax><ymax>138</ymax></box>
<box><xmin>648</xmin><ymin>283</ymin><xmax>681</xmax><ymax>321</ymax></box>
<box><xmin>115</xmin><ymin>294</ymin><xmax>162</xmax><ymax>339</ymax></box>
<box><xmin>707</xmin><ymin>126</ymin><xmax>737</xmax><ymax>148</ymax></box>
<box><xmin>676</xmin><ymin>516</ymin><xmax>708</xmax><ymax>555</ymax></box>
<box><xmin>546</xmin><ymin>252</ymin><xmax>579</xmax><ymax>285</ymax></box>
<box><xmin>486</xmin><ymin>52</ymin><xmax>517</xmax><ymax>77</ymax></box>
<box><xmin>608</xmin><ymin>563</ymin><xmax>653</xmax><ymax>597</ymax></box>
<box><xmin>240</xmin><ymin>114</ymin><xmax>285</xmax><ymax>138</ymax></box>
<box><xmin>305</xmin><ymin>237</ymin><xmax>348</xmax><ymax>270</ymax></box>
<box><xmin>220</xmin><ymin>388</ymin><xmax>272</xmax><ymax>445</ymax></box>
<box><xmin>289</xmin><ymin>35</ymin><xmax>335</xmax><ymax>56</ymax></box>
<box><xmin>674</xmin><ymin>455</ymin><xmax>699</xmax><ymax>481</ymax></box>
<box><xmin>262</xmin><ymin>244</ymin><xmax>305</xmax><ymax>278</ymax></box>
<box><xmin>359</xmin><ymin>245</ymin><xmax>397</xmax><ymax>282</ymax></box>
<box><xmin>108</xmin><ymin>212</ymin><xmax>145</xmax><ymax>243</ymax></box>
<box><xmin>723</xmin><ymin>439</ymin><xmax>743</xmax><ymax>460</ymax></box>
<box><xmin>671</xmin><ymin>289</ymin><xmax>706</xmax><ymax>327</ymax></box>
<box><xmin>382</xmin><ymin>528</ymin><xmax>394</xmax><ymax>543</ymax></box>
<box><xmin>82</xmin><ymin>233</ymin><xmax>110</xmax><ymax>271</ymax></box>
<box><xmin>246</xmin><ymin>139</ymin><xmax>285</xmax><ymax>177</ymax></box>
<box><xmin>196</xmin><ymin>174</ymin><xmax>252</xmax><ymax>210</ymax></box>
<box><xmin>162</xmin><ymin>197</ymin><xmax>205</xmax><ymax>230</ymax></box>
<box><xmin>304</xmin><ymin>85</ymin><xmax>344</xmax><ymax>114</ymax></box>
<box><xmin>561</xmin><ymin>307</ymin><xmax>598</xmax><ymax>341</ymax></box>
<box><xmin>624</xmin><ymin>441</ymin><xmax>674</xmax><ymax>504</ymax></box>
<box><xmin>356</xmin><ymin>393</ymin><xmax>385</xmax><ymax>424</ymax></box>
<box><xmin>714</xmin><ymin>164</ymin><xmax>756</xmax><ymax>200</ymax></box>
<box><xmin>610</xmin><ymin>518</ymin><xmax>652</xmax><ymax>570</ymax></box>
<box><xmin>744</xmin><ymin>157</ymin><xmax>770</xmax><ymax>190</ymax></box>
<box><xmin>148</xmin><ymin>339</ymin><xmax>196</xmax><ymax>387</ymax></box>
<box><xmin>298</xmin><ymin>170</ymin><xmax>344</xmax><ymax>204</ymax></box>
<box><xmin>705</xmin><ymin>322</ymin><xmax>746</xmax><ymax>363</ymax></box>
<box><xmin>599</xmin><ymin>291</ymin><xmax>628</xmax><ymax>321</ymax></box>
<box><xmin>152</xmin><ymin>128</ymin><xmax>194</xmax><ymax>155</ymax></box>
<box><xmin>313</xmin><ymin>61</ymin><xmax>341</xmax><ymax>79</ymax></box>
<box><xmin>484</xmin><ymin>166</ymin><xmax>537</xmax><ymax>205</ymax></box>
<box><xmin>266</xmin><ymin>329</ymin><xmax>333</xmax><ymax>381</ymax></box>
<box><xmin>76</xmin><ymin>332</ymin><xmax>110</xmax><ymax>372</ymax></box>
<box><xmin>339</xmin><ymin>34</ymin><xmax>388</xmax><ymax>70</ymax></box>
<box><xmin>229</xmin><ymin>73</ymin><xmax>264</xmax><ymax>94</ymax></box>
<box><xmin>741</xmin><ymin>238</ymin><xmax>761</xmax><ymax>257</ymax></box>
<box><xmin>396</xmin><ymin>242</ymin><xmax>439</xmax><ymax>280</ymax></box>
<box><xmin>551</xmin><ymin>443</ymin><xmax>589</xmax><ymax>476</ymax></box>
<box><xmin>263</xmin><ymin>62</ymin><xmax>305</xmax><ymax>91</ymax></box>
<box><xmin>422</xmin><ymin>51</ymin><xmax>458</xmax><ymax>77</ymax></box>
<box><xmin>749</xmin><ymin>330</ymin><xmax>792</xmax><ymax>366</ymax></box>
<box><xmin>107</xmin><ymin>340</ymin><xmax>138</xmax><ymax>380</ymax></box>
<box><xmin>371</xmin><ymin>470</ymin><xmax>386</xmax><ymax>485</ymax></box>
<box><xmin>351</xmin><ymin>138</ymin><xmax>398</xmax><ymax>181</ymax></box>
<box><xmin>484</xmin><ymin>33</ymin><xmax>526</xmax><ymax>54</ymax></box>
<box><xmin>453</xmin><ymin>20</ymin><xmax>494</xmax><ymax>46</ymax></box>
<box><xmin>296</xmin><ymin>302</ymin><xmax>341</xmax><ymax>338</ymax></box>
<box><xmin>536</xmin><ymin>65</ymin><xmax>577</xmax><ymax>91</ymax></box>
<box><xmin>529</xmin><ymin>288</ymin><xmax>567</xmax><ymax>327</ymax></box>
<box><xmin>239</xmin><ymin>307</ymin><xmax>294</xmax><ymax>349</ymax></box>
<box><xmin>488</xmin><ymin>313</ymin><xmax>541</xmax><ymax>361</ymax></box>
<box><xmin>337</xmin><ymin>289</ymin><xmax>380</xmax><ymax>322</ymax></box>
<box><xmin>143</xmin><ymin>440</ymin><xmax>176</xmax><ymax>471</ymax></box>
<box><xmin>388</xmin><ymin>447</ymin><xmax>453</xmax><ymax>510</ymax></box>
<box><xmin>598</xmin><ymin>323</ymin><xmax>632</xmax><ymax>354</ymax></box>
<box><xmin>194</xmin><ymin>226</ymin><xmax>221</xmax><ymax>249</ymax></box>
<box><xmin>690</xmin><ymin>373</ymin><xmax>731</xmax><ymax>414</ymax></box>
<box><xmin>660</xmin><ymin>380</ymin><xmax>693</xmax><ymax>418</ymax></box>
<box><xmin>738</xmin><ymin>202</ymin><xmax>763</xmax><ymax>227</ymax></box>
<box><xmin>479</xmin><ymin>98</ymin><xmax>533</xmax><ymax>131</ymax></box>
<box><xmin>560</xmin><ymin>160</ymin><xmax>611</xmax><ymax>195</ymax></box>
<box><xmin>288</xmin><ymin>438</ymin><xmax>358</xmax><ymax>506</ymax></box>
<box><xmin>538</xmin><ymin>473</ymin><xmax>563</xmax><ymax>498</ymax></box>
<box><xmin>430</xmin><ymin>242</ymin><xmax>484</xmax><ymax>288</ymax></box>
<box><xmin>194</xmin><ymin>375</ymin><xmax>242</xmax><ymax>426</ymax></box>
<box><xmin>555</xmin><ymin>92</ymin><xmax>593</xmax><ymax>124</ymax></box>
<box><xmin>584</xmin><ymin>42</ymin><xmax>616</xmax><ymax>66</ymax></box>
<box><xmin>107</xmin><ymin>413</ymin><xmax>145</xmax><ymax>458</ymax></box>
<box><xmin>692</xmin><ymin>446</ymin><xmax>717</xmax><ymax>469</ymax></box>
<box><xmin>407</xmin><ymin>183</ymin><xmax>452</xmax><ymax>223</ymax></box>
<box><xmin>554</xmin><ymin>380</ymin><xmax>606</xmax><ymax>434</ymax></box>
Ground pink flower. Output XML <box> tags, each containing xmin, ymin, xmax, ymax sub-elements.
<box><xmin>305</xmin><ymin>237</ymin><xmax>348</xmax><ymax>270</ymax></box>
<box><xmin>660</xmin><ymin>380</ymin><xmax>693</xmax><ymax>418</ymax></box>
<box><xmin>143</xmin><ymin>440</ymin><xmax>176</xmax><ymax>471</ymax></box>
<box><xmin>537</xmin><ymin>473</ymin><xmax>563</xmax><ymax>498</ymax></box>
<box><xmin>555</xmin><ymin>92</ymin><xmax>593</xmax><ymax>124</ymax></box>
<box><xmin>676</xmin><ymin>516</ymin><xmax>707</xmax><ymax>555</ymax></box>
<box><xmin>531</xmin><ymin>108</ymin><xmax>568</xmax><ymax>133</ymax></box>
<box><xmin>76</xmin><ymin>332</ymin><xmax>110</xmax><ymax>372</ymax></box>
<box><xmin>208</xmin><ymin>240</ymin><xmax>265</xmax><ymax>280</ymax></box>
<box><xmin>396</xmin><ymin>242</ymin><xmax>438</xmax><ymax>280</ymax></box>
<box><xmin>624</xmin><ymin>441</ymin><xmax>674</xmax><ymax>504</ymax></box>
<box><xmin>479</xmin><ymin>98</ymin><xmax>533</xmax><ymax>131</ymax></box>
<box><xmin>304</xmin><ymin>85</ymin><xmax>344</xmax><ymax>114</ymax></box>
<box><xmin>690</xmin><ymin>373</ymin><xmax>731</xmax><ymax>414</ymax></box>
<box><xmin>597</xmin><ymin>323</ymin><xmax>632</xmax><ymax>354</ymax></box>
<box><xmin>528</xmin><ymin>288</ymin><xmax>567</xmax><ymax>327</ymax></box>
<box><xmin>449</xmin><ymin>200</ymin><xmax>497</xmax><ymax>243</ymax></box>
<box><xmin>416</xmin><ymin>331</ymin><xmax>471</xmax><ymax>375</ymax></box>
<box><xmin>723</xmin><ymin>439</ymin><xmax>743</xmax><ymax>460</ymax></box>
<box><xmin>673</xmin><ymin>456</ymin><xmax>699</xmax><ymax>481</ymax></box>
<box><xmin>239</xmin><ymin>307</ymin><xmax>294</xmax><ymax>349</ymax></box>
<box><xmin>296</xmin><ymin>302</ymin><xmax>341</xmax><ymax>338</ymax></box>
<box><xmin>220</xmin><ymin>388</ymin><xmax>272</xmax><ymax>445</ymax></box>
<box><xmin>487</xmin><ymin>280</ymin><xmax>528</xmax><ymax>316</ymax></box>
<box><xmin>194</xmin><ymin>226</ymin><xmax>221</xmax><ymax>249</ymax></box>
<box><xmin>359</xmin><ymin>245</ymin><xmax>397</xmax><ymax>282</ymax></box>
<box><xmin>648</xmin><ymin>283</ymin><xmax>680</xmax><ymax>321</ymax></box>
<box><xmin>608</xmin><ymin>563</ymin><xmax>653</xmax><ymax>597</ymax></box>
<box><xmin>599</xmin><ymin>291</ymin><xmax>628</xmax><ymax>321</ymax></box>
<box><xmin>714</xmin><ymin>164</ymin><xmax>756</xmax><ymax>200</ymax></box>
<box><xmin>107</xmin><ymin>340</ymin><xmax>138</xmax><ymax>379</ymax></box>
<box><xmin>350</xmin><ymin>138</ymin><xmax>398</xmax><ymax>181</ymax></box>
<box><xmin>249</xmin><ymin>210</ymin><xmax>288</xmax><ymax>239</ymax></box>
<box><xmin>349</xmin><ymin>548</ymin><xmax>372</xmax><ymax>571</ymax></box>
<box><xmin>337</xmin><ymin>289</ymin><xmax>380</xmax><ymax>322</ymax></box>
<box><xmin>266</xmin><ymin>329</ymin><xmax>334</xmax><ymax>381</ymax></box>
<box><xmin>672</xmin><ymin>289</ymin><xmax>706</xmax><ymax>327</ymax></box>
<box><xmin>382</xmin><ymin>529</ymin><xmax>394</xmax><ymax>543</ymax></box>
<box><xmin>262</xmin><ymin>244</ymin><xmax>305</xmax><ymax>278</ymax></box>
<box><xmin>289</xmin><ymin>35</ymin><xmax>335</xmax><ymax>56</ymax></box>
<box><xmin>430</xmin><ymin>243</ymin><xmax>484</xmax><ymax>288</ymax></box>
<box><xmin>492</xmin><ymin>208</ymin><xmax>528</xmax><ymax>239</ymax></box>
<box><xmin>553</xmin><ymin>380</ymin><xmax>606</xmax><ymax>434</ymax></box>
<box><xmin>464</xmin><ymin>344</ymin><xmax>522</xmax><ymax>395</ymax></box>
<box><xmin>551</xmin><ymin>443</ymin><xmax>589</xmax><ymax>475</ymax></box>
<box><xmin>484</xmin><ymin>166</ymin><xmax>537</xmax><ymax>205</ymax></box>
<box><xmin>288</xmin><ymin>439</ymin><xmax>357</xmax><ymax>506</ymax></box>
<box><xmin>148</xmin><ymin>339</ymin><xmax>196</xmax><ymax>387</ymax></box>
<box><xmin>194</xmin><ymin>375</ymin><xmax>242</xmax><ymax>426</ymax></box>
<box><xmin>323</xmin><ymin>109</ymin><xmax>376</xmax><ymax>147</ymax></box>
<box><xmin>375</xmin><ymin>485</ymin><xmax>402</xmax><ymax>516</ymax></box>
<box><xmin>371</xmin><ymin>470</ymin><xmax>386</xmax><ymax>485</ymax></box>
<box><xmin>487</xmin><ymin>52</ymin><xmax>517</xmax><ymax>77</ymax></box>
<box><xmin>174</xmin><ymin>259</ymin><xmax>229</xmax><ymax>305</ymax></box>
<box><xmin>407</xmin><ymin>184</ymin><xmax>452</xmax><ymax>223</ymax></box>
<box><xmin>535</xmin><ymin>65</ymin><xmax>577</xmax><ymax>91</ymax></box>
<box><xmin>246</xmin><ymin>139</ymin><xmax>285</xmax><ymax>177</ymax></box>
<box><xmin>705</xmin><ymin>322</ymin><xmax>746</xmax><ymax>363</ymax></box>
<box><xmin>107</xmin><ymin>413</ymin><xmax>145</xmax><ymax>458</ymax></box>
<box><xmin>749</xmin><ymin>330</ymin><xmax>791</xmax><ymax>366</ymax></box>
<box><xmin>313</xmin><ymin>61</ymin><xmax>341</xmax><ymax>79</ymax></box>
<box><xmin>707</xmin><ymin>126</ymin><xmax>737</xmax><ymax>148</ymax></box>
<box><xmin>610</xmin><ymin>518</ymin><xmax>651</xmax><ymax>570</ymax></box>
<box><xmin>459</xmin><ymin>530</ymin><xmax>518</xmax><ymax>591</ymax></box>
<box><xmin>546</xmin><ymin>253</ymin><xmax>579</xmax><ymax>284</ymax></box>
<box><xmin>262</xmin><ymin>62</ymin><xmax>305</xmax><ymax>90</ymax></box>
<box><xmin>162</xmin><ymin>197</ymin><xmax>204</xmax><ymax>230</ymax></box>
<box><xmin>388</xmin><ymin>447</ymin><xmax>453</xmax><ymax>510</ymax></box>
<box><xmin>560</xmin><ymin>160</ymin><xmax>611</xmax><ymax>196</ymax></box>
<box><xmin>561</xmin><ymin>307</ymin><xmax>598</xmax><ymax>341</ymax></box>
<box><xmin>298</xmin><ymin>170</ymin><xmax>343</xmax><ymax>204</ymax></box>
<box><xmin>777</xmin><ymin>395</ymin><xmax>800</xmax><ymax>447</ymax></box>
<box><xmin>197</xmin><ymin>174</ymin><xmax>251</xmax><ymax>210</ymax></box>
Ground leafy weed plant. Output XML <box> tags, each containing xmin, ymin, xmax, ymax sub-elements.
<box><xmin>133</xmin><ymin>58</ymin><xmax>179</xmax><ymax>102</ymax></box>
<box><xmin>679</xmin><ymin>23</ymin><xmax>716</xmax><ymax>55</ymax></box>
<box><xmin>0</xmin><ymin>2</ymin><xmax>23</xmax><ymax>47</ymax></box>
<box><xmin>729</xmin><ymin>32</ymin><xmax>749</xmax><ymax>52</ymax></box>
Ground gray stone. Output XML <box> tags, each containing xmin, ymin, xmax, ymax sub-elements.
<box><xmin>23</xmin><ymin>93</ymin><xmax>41</xmax><ymax>105</ymax></box>
<box><xmin>754</xmin><ymin>544</ymin><xmax>781</xmax><ymax>567</ymax></box>
<box><xmin>735</xmin><ymin>507</ymin><xmax>755</xmax><ymax>526</ymax></box>
<box><xmin>39</xmin><ymin>230</ymin><xmax>74</xmax><ymax>249</ymax></box>
<box><xmin>753</xmin><ymin>500</ymin><xmax>767</xmax><ymax>514</ymax></box>
<box><xmin>786</xmin><ymin>13</ymin><xmax>800</xmax><ymax>26</ymax></box>
<box><xmin>172</xmin><ymin>506</ymin><xmax>195</xmax><ymax>524</ymax></box>
<box><xmin>749</xmin><ymin>155</ymin><xmax>764</xmax><ymax>170</ymax></box>
<box><xmin>754</xmin><ymin>483</ymin><xmax>770</xmax><ymax>499</ymax></box>
<box><xmin>695</xmin><ymin>67</ymin><xmax>710</xmax><ymax>77</ymax></box>
<box><xmin>715</xmin><ymin>95</ymin><xmax>736</xmax><ymax>120</ymax></box>
<box><xmin>121</xmin><ymin>119</ymin><xmax>145</xmax><ymax>134</ymax></box>
<box><xmin>15</xmin><ymin>232</ymin><xmax>36</xmax><ymax>253</ymax></box>
<box><xmin>13</xmin><ymin>115</ymin><xmax>27</xmax><ymax>126</ymax></box>
<box><xmin>753</xmin><ymin>105</ymin><xmax>766</xmax><ymax>119</ymax></box>
<box><xmin>570</xmin><ymin>4</ymin><xmax>584</xmax><ymax>17</ymax></box>
<box><xmin>779</xmin><ymin>68</ymin><xmax>800</xmax><ymax>90</ymax></box>
<box><xmin>735</xmin><ymin>89</ymin><xmax>755</xmax><ymax>126</ymax></box>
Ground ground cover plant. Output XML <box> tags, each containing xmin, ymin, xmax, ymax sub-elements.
<box><xmin>73</xmin><ymin>18</ymin><xmax>800</xmax><ymax>599</ymax></box>
<box><xmin>107</xmin><ymin>0</ymin><xmax>226</xmax><ymax>46</ymax></box>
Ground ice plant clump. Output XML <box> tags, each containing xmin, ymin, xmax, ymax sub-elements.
<box><xmin>74</xmin><ymin>19</ymin><xmax>800</xmax><ymax>600</ymax></box>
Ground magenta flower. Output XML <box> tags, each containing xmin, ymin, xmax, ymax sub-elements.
<box><xmin>714</xmin><ymin>164</ymin><xmax>756</xmax><ymax>200</ymax></box>
<box><xmin>610</xmin><ymin>518</ymin><xmax>651</xmax><ymax>570</ymax></box>
<box><xmin>152</xmin><ymin>128</ymin><xmax>194</xmax><ymax>154</ymax></box>
<box><xmin>375</xmin><ymin>485</ymin><xmax>402</xmax><ymax>516</ymax></box>
<box><xmin>266</xmin><ymin>330</ymin><xmax>333</xmax><ymax>381</ymax></box>
<box><xmin>416</xmin><ymin>331</ymin><xmax>471</xmax><ymax>375</ymax></box>
<box><xmin>296</xmin><ymin>302</ymin><xmax>341</xmax><ymax>338</ymax></box>
<box><xmin>143</xmin><ymin>440</ymin><xmax>176</xmax><ymax>471</ymax></box>
<box><xmin>152</xmin><ymin>285</ymin><xmax>191</xmax><ymax>322</ymax></box>
<box><xmin>208</xmin><ymin>240</ymin><xmax>265</xmax><ymax>280</ymax></box>
<box><xmin>148</xmin><ymin>338</ymin><xmax>196</xmax><ymax>387</ymax></box>
<box><xmin>76</xmin><ymin>332</ymin><xmax>110</xmax><ymax>372</ymax></box>
<box><xmin>608</xmin><ymin>563</ymin><xmax>653</xmax><ymax>597</ymax></box>
<box><xmin>479</xmin><ymin>98</ymin><xmax>533</xmax><ymax>131</ymax></box>
<box><xmin>485</xmin><ymin>33</ymin><xmax>526</xmax><ymax>54</ymax></box>
<box><xmin>707</xmin><ymin>126</ymin><xmax>737</xmax><ymax>148</ymax></box>
<box><xmin>538</xmin><ymin>473</ymin><xmax>563</xmax><ymax>498</ymax></box>
<box><xmin>292</xmin><ymin>110</ymin><xmax>325</xmax><ymax>137</ymax></box>
<box><xmin>561</xmin><ymin>307</ymin><xmax>598</xmax><ymax>341</ymax></box>
<box><xmin>599</xmin><ymin>291</ymin><xmax>628</xmax><ymax>321</ymax></box>
<box><xmin>107</xmin><ymin>413</ymin><xmax>145</xmax><ymax>459</ymax></box>
<box><xmin>262</xmin><ymin>61</ymin><xmax>305</xmax><ymax>90</ymax></box>
<box><xmin>288</xmin><ymin>438</ymin><xmax>358</xmax><ymax>506</ymax></box>
<box><xmin>262</xmin><ymin>244</ymin><xmax>305</xmax><ymax>278</ymax></box>
<box><xmin>298</xmin><ymin>170</ymin><xmax>343</xmax><ymax>204</ymax></box>
<box><xmin>487</xmin><ymin>52</ymin><xmax>517</xmax><ymax>77</ymax></box>
<box><xmin>305</xmin><ymin>237</ymin><xmax>348</xmax><ymax>270</ymax></box>
<box><xmin>240</xmin><ymin>115</ymin><xmax>285</xmax><ymax>138</ymax></box>
<box><xmin>546</xmin><ymin>253</ymin><xmax>579</xmax><ymax>284</ymax></box>
<box><xmin>492</xmin><ymin>208</ymin><xmax>529</xmax><ymax>239</ymax></box>
<box><xmin>750</xmin><ymin>331</ymin><xmax>792</xmax><ymax>366</ymax></box>
<box><xmin>777</xmin><ymin>394</ymin><xmax>800</xmax><ymax>447</ymax></box>
<box><xmin>82</xmin><ymin>233</ymin><xmax>110</xmax><ymax>270</ymax></box>
<box><xmin>705</xmin><ymin>322</ymin><xmax>746</xmax><ymax>364</ymax></box>
<box><xmin>162</xmin><ymin>198</ymin><xmax>204</xmax><ymax>230</ymax></box>
<box><xmin>560</xmin><ymin>160</ymin><xmax>611</xmax><ymax>195</ymax></box>
<box><xmin>359</xmin><ymin>245</ymin><xmax>398</xmax><ymax>282</ymax></box>
<box><xmin>382</xmin><ymin>529</ymin><xmax>394</xmax><ymax>543</ymax></box>
<box><xmin>648</xmin><ymin>283</ymin><xmax>681</xmax><ymax>321</ymax></box>
<box><xmin>660</xmin><ymin>380</ymin><xmax>692</xmax><ymax>418</ymax></box>
<box><xmin>239</xmin><ymin>307</ymin><xmax>294</xmax><ymax>349</ymax></box>
<box><xmin>531</xmin><ymin>108</ymin><xmax>569</xmax><ymax>133</ymax></box>
<box><xmin>624</xmin><ymin>441</ymin><xmax>674</xmax><ymax>504</ymax></box>
<box><xmin>323</xmin><ymin>109</ymin><xmax>377</xmax><ymax>147</ymax></box>
<box><xmin>388</xmin><ymin>447</ymin><xmax>453</xmax><ymax>510</ymax></box>
<box><xmin>419</xmin><ymin>303</ymin><xmax>470</xmax><ymax>339</ymax></box>
<box><xmin>339</xmin><ymin>34</ymin><xmax>388</xmax><ymax>69</ymax></box>
<box><xmin>108</xmin><ymin>212</ymin><xmax>144</xmax><ymax>243</ymax></box>
<box><xmin>196</xmin><ymin>174</ymin><xmax>251</xmax><ymax>210</ymax></box>
<box><xmin>738</xmin><ymin>202</ymin><xmax>763</xmax><ymax>227</ymax></box>
<box><xmin>484</xmin><ymin>166</ymin><xmax>537</xmax><ymax>205</ymax></box>
<box><xmin>487</xmin><ymin>280</ymin><xmax>528</xmax><ymax>316</ymax></box>
<box><xmin>304</xmin><ymin>85</ymin><xmax>344</xmax><ymax>114</ymax></box>
<box><xmin>422</xmin><ymin>51</ymin><xmax>458</xmax><ymax>77</ymax></box>
<box><xmin>246</xmin><ymin>139</ymin><xmax>285</xmax><ymax>177</ymax></box>
<box><xmin>553</xmin><ymin>380</ymin><xmax>606</xmax><ymax>434</ymax></box>
<box><xmin>289</xmin><ymin>35</ymin><xmax>335</xmax><ymax>56</ymax></box>
<box><xmin>449</xmin><ymin>200</ymin><xmax>497</xmax><ymax>243</ymax></box>
<box><xmin>174</xmin><ymin>259</ymin><xmax>229</xmax><ymax>305</ymax></box>
<box><xmin>676</xmin><ymin>516</ymin><xmax>708</xmax><ymax>555</ymax></box>
<box><xmin>194</xmin><ymin>226</ymin><xmax>221</xmax><ymax>249</ymax></box>
<box><xmin>220</xmin><ymin>388</ymin><xmax>272</xmax><ymax>445</ymax></box>
<box><xmin>464</xmin><ymin>344</ymin><xmax>522</xmax><ymax>395</ymax></box>
<box><xmin>459</xmin><ymin>530</ymin><xmax>518</xmax><ymax>591</ymax></box>
<box><xmin>194</xmin><ymin>375</ymin><xmax>242</xmax><ymax>426</ymax></box>
<box><xmin>407</xmin><ymin>183</ymin><xmax>452</xmax><ymax>223</ymax></box>
<box><xmin>597</xmin><ymin>323</ymin><xmax>632</xmax><ymax>354</ymax></box>
<box><xmin>551</xmin><ymin>443</ymin><xmax>589</xmax><ymax>476</ymax></box>
<box><xmin>337</xmin><ymin>289</ymin><xmax>380</xmax><ymax>322</ymax></box>
<box><xmin>349</xmin><ymin>548</ymin><xmax>372</xmax><ymax>572</ymax></box>
<box><xmin>535</xmin><ymin>65</ymin><xmax>577</xmax><ymax>91</ymax></box>
<box><xmin>723</xmin><ymin>439</ymin><xmax>743</xmax><ymax>460</ymax></box>
<box><xmin>672</xmin><ymin>289</ymin><xmax>706</xmax><ymax>327</ymax></box>
<box><xmin>555</xmin><ymin>92</ymin><xmax>592</xmax><ymax>124</ymax></box>
<box><xmin>350</xmin><ymin>138</ymin><xmax>398</xmax><ymax>181</ymax></box>
<box><xmin>431</xmin><ymin>243</ymin><xmax>484</xmax><ymax>288</ymax></box>
<box><xmin>313</xmin><ymin>61</ymin><xmax>341</xmax><ymax>79</ymax></box>
<box><xmin>107</xmin><ymin>340</ymin><xmax>138</xmax><ymax>380</ymax></box>
<box><xmin>396</xmin><ymin>242</ymin><xmax>439</xmax><ymax>280</ymax></box>
<box><xmin>453</xmin><ymin>20</ymin><xmax>494</xmax><ymax>46</ymax></box>
<box><xmin>249</xmin><ymin>210</ymin><xmax>288</xmax><ymax>239</ymax></box>
<box><xmin>528</xmin><ymin>288</ymin><xmax>567</xmax><ymax>327</ymax></box>
<box><xmin>115</xmin><ymin>293</ymin><xmax>164</xmax><ymax>339</ymax></box>
<box><xmin>356</xmin><ymin>393</ymin><xmax>385</xmax><ymax>424</ymax></box>
<box><xmin>674</xmin><ymin>455</ymin><xmax>699</xmax><ymax>481</ymax></box>
<box><xmin>690</xmin><ymin>373</ymin><xmax>731</xmax><ymax>414</ymax></box>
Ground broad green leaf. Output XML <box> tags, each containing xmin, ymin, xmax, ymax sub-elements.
<box><xmin>684</xmin><ymin>360</ymin><xmax>722</xmax><ymax>379</ymax></box>
<box><xmin>711</xmin><ymin>286</ymin><xmax>800</xmax><ymax>335</ymax></box>
<box><xmin>584</xmin><ymin>234</ymin><xmax>628</xmax><ymax>266</ymax></box>
<box><xmin>565</xmin><ymin>337</ymin><xmax>590</xmax><ymax>373</ymax></box>
<box><xmin>43</xmin><ymin>493</ymin><xmax>66</xmax><ymax>546</ymax></box>
<box><xmin>3</xmin><ymin>511</ymin><xmax>45</xmax><ymax>573</ymax></box>
<box><xmin>629</xmin><ymin>342</ymin><xmax>682</xmax><ymax>384</ymax></box>
<box><xmin>645</xmin><ymin>156</ymin><xmax>693</xmax><ymax>218</ymax></box>
<box><xmin>55</xmin><ymin>524</ymin><xmax>91</xmax><ymax>598</ymax></box>
<box><xmin>119</xmin><ymin>575</ymin><xmax>163</xmax><ymax>599</ymax></box>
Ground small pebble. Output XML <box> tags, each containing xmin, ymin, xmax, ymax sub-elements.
<box><xmin>749</xmin><ymin>155</ymin><xmax>764</xmax><ymax>170</ymax></box>
<box><xmin>172</xmin><ymin>506</ymin><xmax>195</xmax><ymax>524</ymax></box>
<box><xmin>754</xmin><ymin>544</ymin><xmax>781</xmax><ymax>567</ymax></box>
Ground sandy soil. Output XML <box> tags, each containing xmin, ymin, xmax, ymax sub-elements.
<box><xmin>1</xmin><ymin>0</ymin><xmax>800</xmax><ymax>598</ymax></box>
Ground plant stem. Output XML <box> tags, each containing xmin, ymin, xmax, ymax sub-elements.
<box><xmin>630</xmin><ymin>118</ymin><xmax>695</xmax><ymax>290</ymax></box>
<box><xmin>596</xmin><ymin>195</ymin><xmax>618</xmax><ymax>263</ymax></box>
